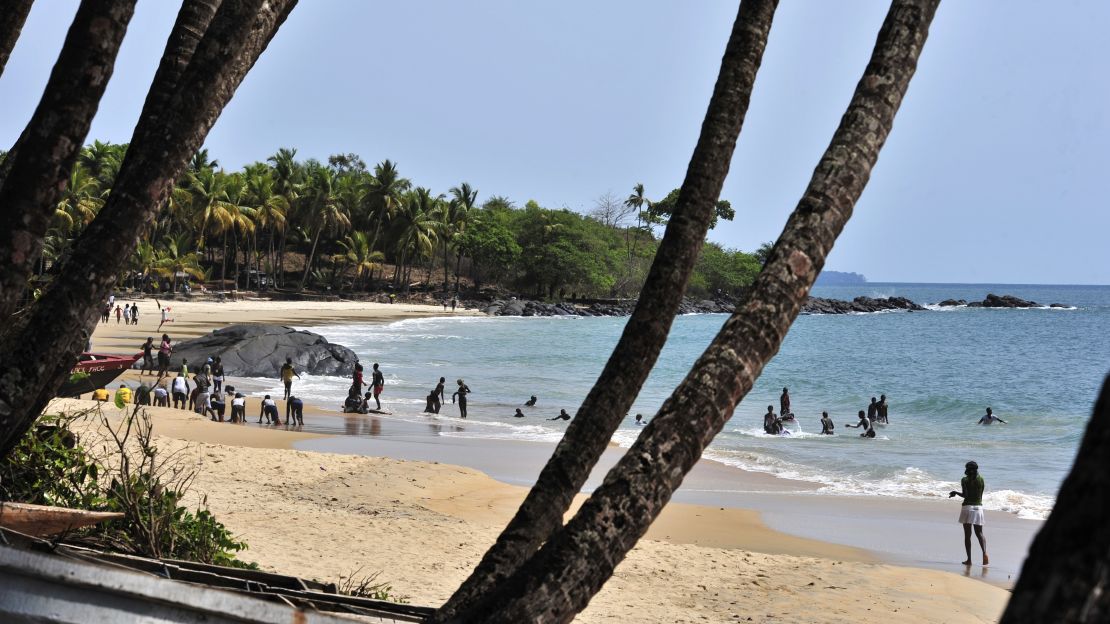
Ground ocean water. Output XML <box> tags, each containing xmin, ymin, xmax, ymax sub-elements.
<box><xmin>247</xmin><ymin>283</ymin><xmax>1109</xmax><ymax>520</ymax></box>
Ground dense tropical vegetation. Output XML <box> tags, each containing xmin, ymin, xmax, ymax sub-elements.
<box><xmin>3</xmin><ymin>143</ymin><xmax>762</xmax><ymax>301</ymax></box>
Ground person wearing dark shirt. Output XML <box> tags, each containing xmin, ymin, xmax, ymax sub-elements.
<box><xmin>513</xmin><ymin>408</ymin><xmax>525</xmax><ymax>418</ymax></box>
<box><xmin>371</xmin><ymin>363</ymin><xmax>385</xmax><ymax>410</ymax></box>
<box><xmin>549</xmin><ymin>409</ymin><xmax>571</xmax><ymax>421</ymax></box>
<box><xmin>524</xmin><ymin>395</ymin><xmax>538</xmax><ymax>407</ymax></box>
<box><xmin>134</xmin><ymin>382</ymin><xmax>152</xmax><ymax>406</ymax></box>
<box><xmin>867</xmin><ymin>397</ymin><xmax>879</xmax><ymax>423</ymax></box>
<box><xmin>286</xmin><ymin>395</ymin><xmax>304</xmax><ymax>425</ymax></box>
<box><xmin>949</xmin><ymin>461</ymin><xmax>988</xmax><ymax>565</ymax></box>
<box><xmin>140</xmin><ymin>337</ymin><xmax>155</xmax><ymax>376</ymax></box>
<box><xmin>452</xmin><ymin>379</ymin><xmax>472</xmax><ymax>418</ymax></box>
<box><xmin>433</xmin><ymin>377</ymin><xmax>446</xmax><ymax>413</ymax></box>
<box><xmin>780</xmin><ymin>387</ymin><xmax>791</xmax><ymax>418</ymax></box>
<box><xmin>212</xmin><ymin>357</ymin><xmax>225</xmax><ymax>393</ymax></box>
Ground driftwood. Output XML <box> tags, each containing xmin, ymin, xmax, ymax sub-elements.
<box><xmin>0</xmin><ymin>501</ymin><xmax>123</xmax><ymax>536</ymax></box>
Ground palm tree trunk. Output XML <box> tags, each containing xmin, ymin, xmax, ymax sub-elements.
<box><xmin>0</xmin><ymin>0</ymin><xmax>136</xmax><ymax>320</ymax></box>
<box><xmin>278</xmin><ymin>227</ymin><xmax>287</xmax><ymax>287</ymax></box>
<box><xmin>441</xmin><ymin>1</ymin><xmax>937</xmax><ymax>620</ymax></box>
<box><xmin>435</xmin><ymin>0</ymin><xmax>776</xmax><ymax>617</ymax></box>
<box><xmin>454</xmin><ymin>252</ymin><xmax>463</xmax><ymax>295</ymax></box>
<box><xmin>299</xmin><ymin>224</ymin><xmax>322</xmax><ymax>291</ymax></box>
<box><xmin>0</xmin><ymin>0</ymin><xmax>297</xmax><ymax>460</ymax></box>
<box><xmin>221</xmin><ymin>229</ymin><xmax>228</xmax><ymax>284</ymax></box>
<box><xmin>0</xmin><ymin>0</ymin><xmax>34</xmax><ymax>79</ymax></box>
<box><xmin>1000</xmin><ymin>375</ymin><xmax>1110</xmax><ymax>622</ymax></box>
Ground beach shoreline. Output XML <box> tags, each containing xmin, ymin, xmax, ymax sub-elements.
<box><xmin>72</xmin><ymin>297</ymin><xmax>1023</xmax><ymax>621</ymax></box>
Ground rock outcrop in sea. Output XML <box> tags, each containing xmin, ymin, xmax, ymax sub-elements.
<box><xmin>164</xmin><ymin>324</ymin><xmax>358</xmax><ymax>377</ymax></box>
<box><xmin>470</xmin><ymin>295</ymin><xmax>927</xmax><ymax>317</ymax></box>
<box><xmin>801</xmin><ymin>296</ymin><xmax>923</xmax><ymax>314</ymax></box>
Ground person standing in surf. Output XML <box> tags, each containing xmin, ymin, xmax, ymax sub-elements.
<box><xmin>780</xmin><ymin>387</ymin><xmax>791</xmax><ymax>418</ymax></box>
<box><xmin>819</xmin><ymin>411</ymin><xmax>835</xmax><ymax>435</ymax></box>
<box><xmin>280</xmin><ymin>357</ymin><xmax>299</xmax><ymax>400</ymax></box>
<box><xmin>949</xmin><ymin>461</ymin><xmax>989</xmax><ymax>566</ymax></box>
<box><xmin>845</xmin><ymin>409</ymin><xmax>875</xmax><ymax>438</ymax></box>
<box><xmin>371</xmin><ymin>363</ymin><xmax>385</xmax><ymax>411</ymax></box>
<box><xmin>867</xmin><ymin>397</ymin><xmax>879</xmax><ymax>423</ymax></box>
<box><xmin>877</xmin><ymin>394</ymin><xmax>889</xmax><ymax>424</ymax></box>
<box><xmin>432</xmin><ymin>376</ymin><xmax>446</xmax><ymax>413</ymax></box>
<box><xmin>452</xmin><ymin>379</ymin><xmax>471</xmax><ymax>418</ymax></box>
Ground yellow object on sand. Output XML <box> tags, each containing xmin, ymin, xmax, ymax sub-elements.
<box><xmin>91</xmin><ymin>388</ymin><xmax>109</xmax><ymax>402</ymax></box>
<box><xmin>114</xmin><ymin>387</ymin><xmax>132</xmax><ymax>408</ymax></box>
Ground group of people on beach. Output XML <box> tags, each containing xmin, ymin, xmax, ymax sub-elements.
<box><xmin>761</xmin><ymin>388</ymin><xmax>891</xmax><ymax>438</ymax></box>
<box><xmin>102</xmin><ymin>300</ymin><xmax>140</xmax><ymax>325</ymax></box>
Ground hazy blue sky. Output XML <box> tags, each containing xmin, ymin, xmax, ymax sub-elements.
<box><xmin>3</xmin><ymin>2</ymin><xmax>1107</xmax><ymax>284</ymax></box>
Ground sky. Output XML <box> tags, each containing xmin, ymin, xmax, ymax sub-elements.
<box><xmin>2</xmin><ymin>1</ymin><xmax>1107</xmax><ymax>284</ymax></box>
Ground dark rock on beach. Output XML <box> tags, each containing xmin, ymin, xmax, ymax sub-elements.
<box><xmin>164</xmin><ymin>324</ymin><xmax>358</xmax><ymax>377</ymax></box>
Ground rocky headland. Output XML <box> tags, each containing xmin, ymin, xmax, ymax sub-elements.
<box><xmin>467</xmin><ymin>292</ymin><xmax>1068</xmax><ymax>318</ymax></box>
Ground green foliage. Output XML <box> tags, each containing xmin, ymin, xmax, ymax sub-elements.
<box><xmin>0</xmin><ymin>415</ymin><xmax>103</xmax><ymax>509</ymax></box>
<box><xmin>58</xmin><ymin>142</ymin><xmax>765</xmax><ymax>300</ymax></box>
<box><xmin>689</xmin><ymin>242</ymin><xmax>762</xmax><ymax>297</ymax></box>
<box><xmin>0</xmin><ymin>411</ymin><xmax>254</xmax><ymax>568</ymax></box>
<box><xmin>458</xmin><ymin>213</ymin><xmax>521</xmax><ymax>287</ymax></box>
<box><xmin>646</xmin><ymin>188</ymin><xmax>735</xmax><ymax>230</ymax></box>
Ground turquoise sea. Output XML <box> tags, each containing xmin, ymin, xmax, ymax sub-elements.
<box><xmin>247</xmin><ymin>283</ymin><xmax>1110</xmax><ymax>520</ymax></box>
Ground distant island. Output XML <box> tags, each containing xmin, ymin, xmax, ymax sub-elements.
<box><xmin>815</xmin><ymin>270</ymin><xmax>867</xmax><ymax>285</ymax></box>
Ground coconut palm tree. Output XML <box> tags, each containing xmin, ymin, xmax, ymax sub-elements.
<box><xmin>152</xmin><ymin>233</ymin><xmax>205</xmax><ymax>294</ymax></box>
<box><xmin>267</xmin><ymin>147</ymin><xmax>301</xmax><ymax>286</ymax></box>
<box><xmin>297</xmin><ymin>162</ymin><xmax>349</xmax><ymax>290</ymax></box>
<box><xmin>54</xmin><ymin>163</ymin><xmax>103</xmax><ymax>234</ymax></box>
<box><xmin>392</xmin><ymin>187</ymin><xmax>440</xmax><ymax>290</ymax></box>
<box><xmin>243</xmin><ymin>162</ymin><xmax>288</xmax><ymax>287</ymax></box>
<box><xmin>447</xmin><ymin>182</ymin><xmax>477</xmax><ymax>294</ymax></box>
<box><xmin>338</xmin><ymin>231</ymin><xmax>383</xmax><ymax>291</ymax></box>
<box><xmin>184</xmin><ymin>167</ymin><xmax>233</xmax><ymax>253</ymax></box>
<box><xmin>365</xmin><ymin>159</ymin><xmax>410</xmax><ymax>257</ymax></box>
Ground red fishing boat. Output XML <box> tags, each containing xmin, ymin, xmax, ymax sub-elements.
<box><xmin>57</xmin><ymin>352</ymin><xmax>142</xmax><ymax>398</ymax></box>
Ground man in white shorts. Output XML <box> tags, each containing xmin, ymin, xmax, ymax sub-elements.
<box><xmin>949</xmin><ymin>460</ymin><xmax>988</xmax><ymax>566</ymax></box>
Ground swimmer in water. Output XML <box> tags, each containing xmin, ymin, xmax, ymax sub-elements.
<box><xmin>977</xmin><ymin>407</ymin><xmax>1008</xmax><ymax>425</ymax></box>
<box><xmin>819</xmin><ymin>411</ymin><xmax>834</xmax><ymax>435</ymax></box>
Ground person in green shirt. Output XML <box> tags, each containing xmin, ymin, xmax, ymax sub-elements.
<box><xmin>949</xmin><ymin>460</ymin><xmax>988</xmax><ymax>566</ymax></box>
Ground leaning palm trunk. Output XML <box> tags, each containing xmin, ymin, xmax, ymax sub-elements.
<box><xmin>0</xmin><ymin>0</ymin><xmax>34</xmax><ymax>79</ymax></box>
<box><xmin>433</xmin><ymin>1</ymin><xmax>779</xmax><ymax>619</ymax></box>
<box><xmin>0</xmin><ymin>0</ymin><xmax>135</xmax><ymax>320</ymax></box>
<box><xmin>0</xmin><ymin>0</ymin><xmax>297</xmax><ymax>459</ymax></box>
<box><xmin>443</xmin><ymin>1</ymin><xmax>938</xmax><ymax>621</ymax></box>
<box><xmin>300</xmin><ymin>225</ymin><xmax>322</xmax><ymax>291</ymax></box>
<box><xmin>999</xmin><ymin>374</ymin><xmax>1110</xmax><ymax>623</ymax></box>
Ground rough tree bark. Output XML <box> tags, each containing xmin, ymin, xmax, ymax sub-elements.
<box><xmin>433</xmin><ymin>1</ymin><xmax>779</xmax><ymax>619</ymax></box>
<box><xmin>448</xmin><ymin>1</ymin><xmax>939</xmax><ymax>621</ymax></box>
<box><xmin>0</xmin><ymin>0</ymin><xmax>34</xmax><ymax>78</ymax></box>
<box><xmin>0</xmin><ymin>0</ymin><xmax>135</xmax><ymax>320</ymax></box>
<box><xmin>0</xmin><ymin>0</ymin><xmax>298</xmax><ymax>459</ymax></box>
<box><xmin>136</xmin><ymin>0</ymin><xmax>222</xmax><ymax>133</ymax></box>
<box><xmin>999</xmin><ymin>374</ymin><xmax>1110</xmax><ymax>623</ymax></box>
